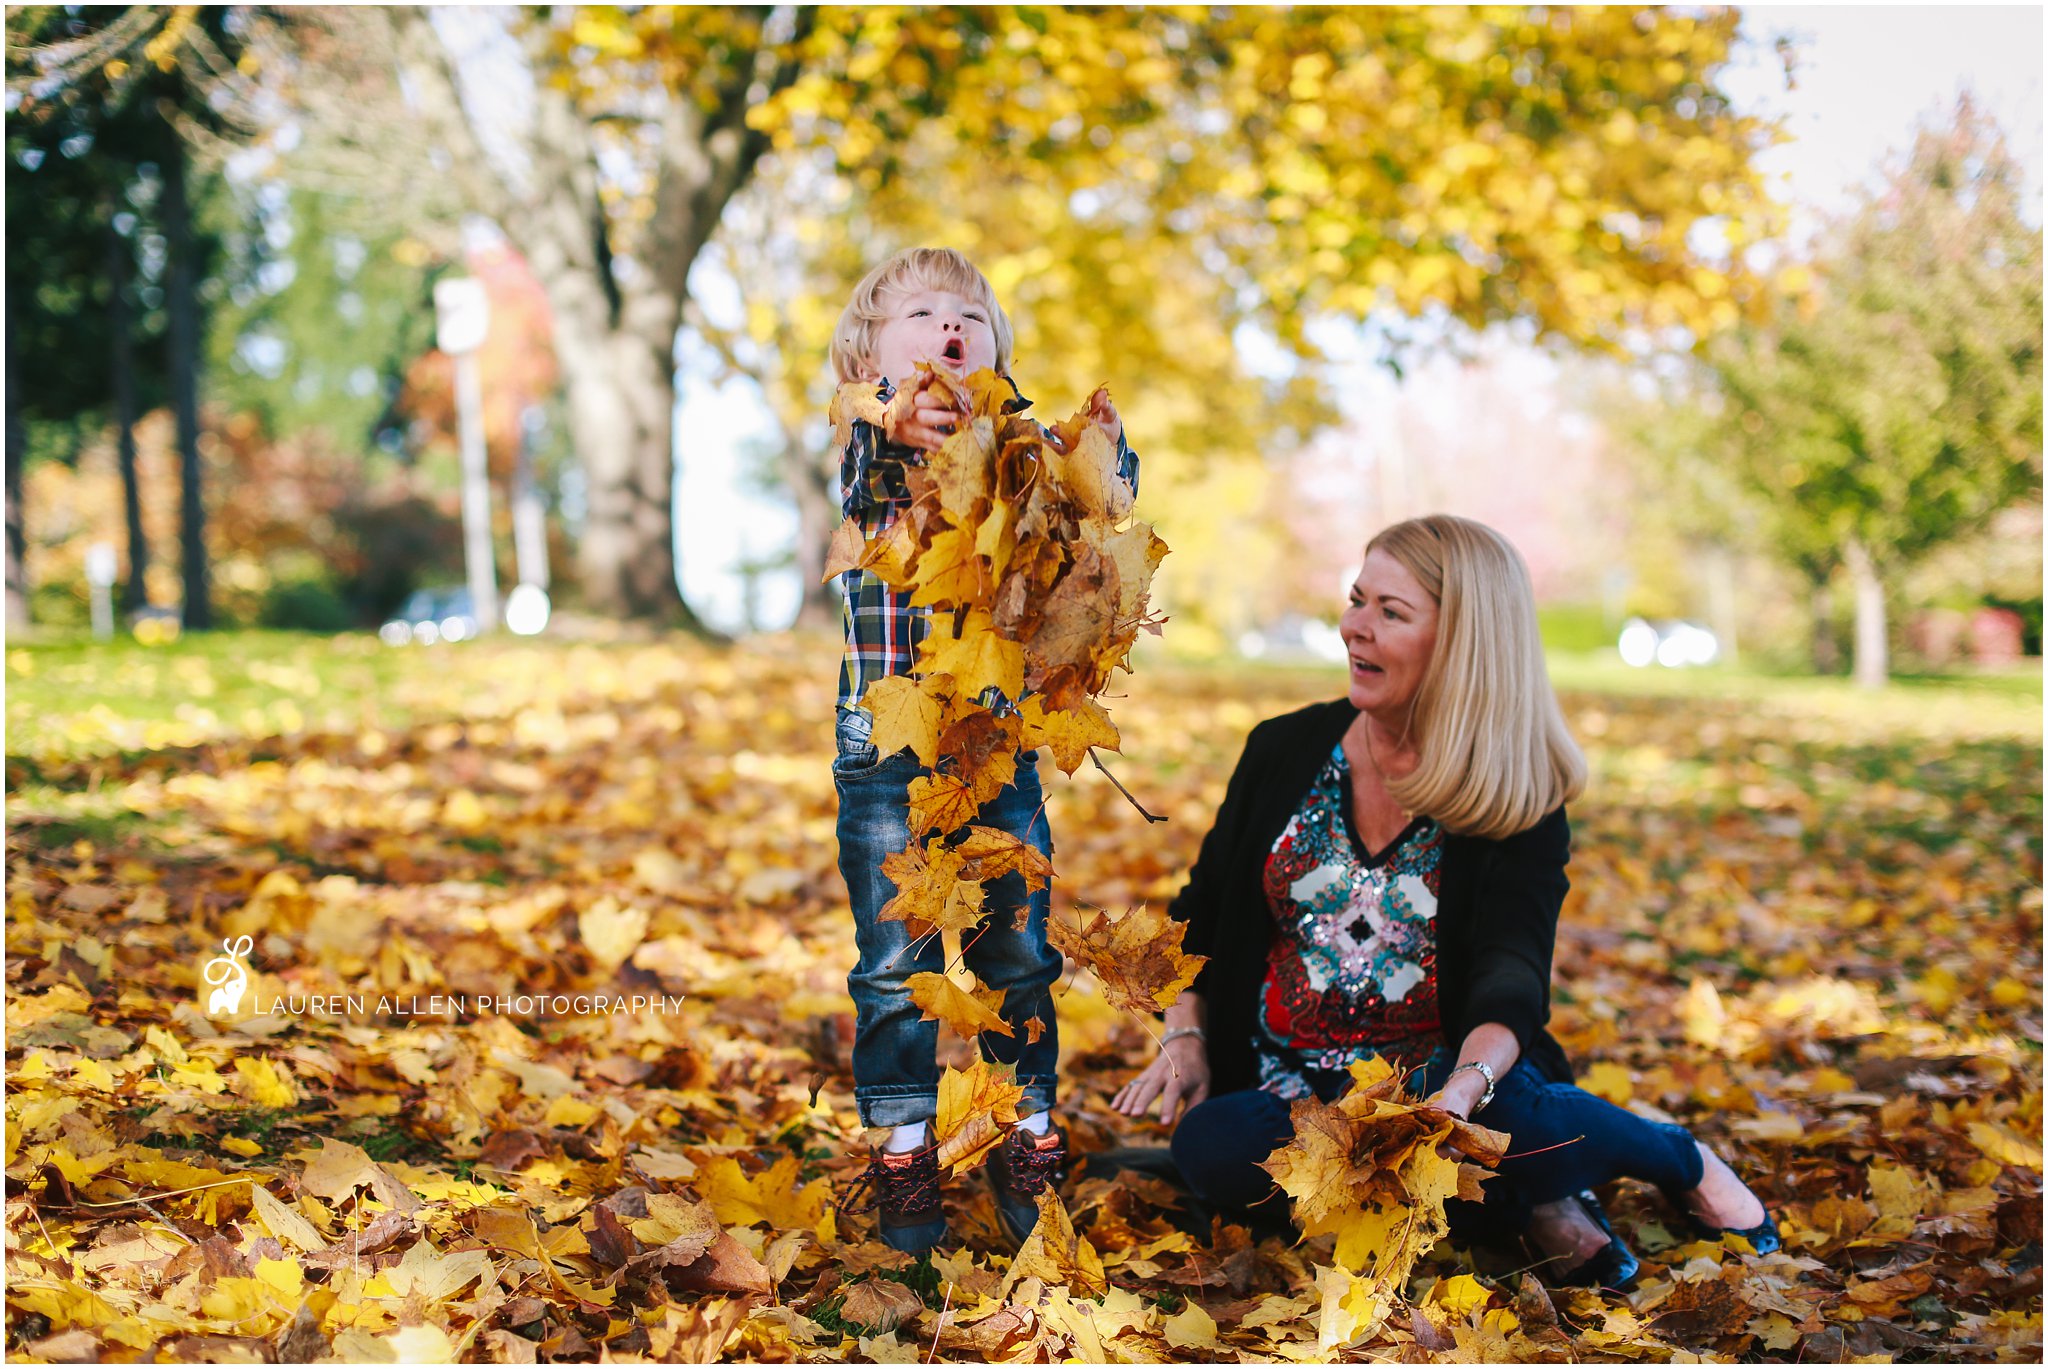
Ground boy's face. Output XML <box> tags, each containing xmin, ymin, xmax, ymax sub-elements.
<box><xmin>865</xmin><ymin>287</ymin><xmax>999</xmax><ymax>387</ymax></box>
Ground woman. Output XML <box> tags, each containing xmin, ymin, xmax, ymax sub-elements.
<box><xmin>1113</xmin><ymin>515</ymin><xmax>1775</xmax><ymax>1287</ymax></box>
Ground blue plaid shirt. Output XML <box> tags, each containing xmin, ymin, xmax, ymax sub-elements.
<box><xmin>835</xmin><ymin>377</ymin><xmax>1140</xmax><ymax>712</ymax></box>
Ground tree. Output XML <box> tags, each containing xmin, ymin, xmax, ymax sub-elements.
<box><xmin>290</xmin><ymin>6</ymin><xmax>1778</xmax><ymax>626</ymax></box>
<box><xmin>3</xmin><ymin>33</ymin><xmax>173</xmax><ymax>627</ymax></box>
<box><xmin>1698</xmin><ymin>97</ymin><xmax>2042</xmax><ymax>685</ymax></box>
<box><xmin>8</xmin><ymin>5</ymin><xmax>262</xmax><ymax>631</ymax></box>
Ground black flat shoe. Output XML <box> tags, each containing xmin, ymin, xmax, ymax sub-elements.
<box><xmin>1536</xmin><ymin>1189</ymin><xmax>1641</xmax><ymax>1292</ymax></box>
<box><xmin>1659</xmin><ymin>1185</ymin><xmax>1782</xmax><ymax>1255</ymax></box>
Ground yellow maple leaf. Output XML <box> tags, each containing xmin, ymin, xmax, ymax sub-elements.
<box><xmin>928</xmin><ymin>416</ymin><xmax>998</xmax><ymax>521</ymax></box>
<box><xmin>878</xmin><ymin>839</ymin><xmax>986</xmax><ymax>935</ymax></box>
<box><xmin>701</xmin><ymin>1154</ymin><xmax>833</xmax><ymax>1233</ymax></box>
<box><xmin>1044</xmin><ymin>423</ymin><xmax>1134</xmax><ymax>520</ymax></box>
<box><xmin>232</xmin><ymin>1057</ymin><xmax>297</xmax><ymax>1109</ymax></box>
<box><xmin>1018</xmin><ymin>695</ymin><xmax>1119</xmax><ymax>774</ymax></box>
<box><xmin>860</xmin><ymin>674</ymin><xmax>953</xmax><ymax>769</ymax></box>
<box><xmin>914</xmin><ymin>608</ymin><xmax>1024</xmax><ymax>700</ymax></box>
<box><xmin>908</xmin><ymin>526</ymin><xmax>988</xmax><ymax>610</ymax></box>
<box><xmin>906</xmin><ymin>773</ymin><xmax>985</xmax><ymax>838</ymax></box>
<box><xmin>1001</xmin><ymin>1189</ymin><xmax>1106</xmax><ymax>1299</ymax></box>
<box><xmin>953</xmin><ymin>825</ymin><xmax>1054</xmax><ymax>892</ymax></box>
<box><xmin>933</xmin><ymin>1057</ymin><xmax>1025</xmax><ymax>1174</ymax></box>
<box><xmin>1045</xmin><ymin>904</ymin><xmax>1205</xmax><ymax>1016</ymax></box>
<box><xmin>906</xmin><ymin>970</ymin><xmax>1014</xmax><ymax>1039</ymax></box>
<box><xmin>822</xmin><ymin>516</ymin><xmax>868</xmax><ymax>581</ymax></box>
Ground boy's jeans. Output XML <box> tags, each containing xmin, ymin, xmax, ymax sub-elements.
<box><xmin>833</xmin><ymin>707</ymin><xmax>1062</xmax><ymax>1129</ymax></box>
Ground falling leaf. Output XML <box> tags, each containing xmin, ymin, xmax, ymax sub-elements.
<box><xmin>907</xmin><ymin>970</ymin><xmax>1014</xmax><ymax>1038</ymax></box>
<box><xmin>933</xmin><ymin>1058</ymin><xmax>1026</xmax><ymax>1174</ymax></box>
<box><xmin>1046</xmin><ymin>903</ymin><xmax>1206</xmax><ymax>1015</ymax></box>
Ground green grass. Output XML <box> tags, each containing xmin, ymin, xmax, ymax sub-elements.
<box><xmin>7</xmin><ymin>629</ymin><xmax>418</xmax><ymax>762</ymax></box>
<box><xmin>6</xmin><ymin>630</ymin><xmax>2038</xmax><ymax>774</ymax></box>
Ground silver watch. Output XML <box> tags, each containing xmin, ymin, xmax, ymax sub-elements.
<box><xmin>1447</xmin><ymin>1060</ymin><xmax>1496</xmax><ymax>1111</ymax></box>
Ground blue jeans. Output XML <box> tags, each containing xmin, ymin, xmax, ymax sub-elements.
<box><xmin>1171</xmin><ymin>1047</ymin><xmax>1706</xmax><ymax>1242</ymax></box>
<box><xmin>834</xmin><ymin>707</ymin><xmax>1062</xmax><ymax>1128</ymax></box>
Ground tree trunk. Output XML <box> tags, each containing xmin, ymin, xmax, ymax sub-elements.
<box><xmin>1809</xmin><ymin>577</ymin><xmax>1841</xmax><ymax>675</ymax></box>
<box><xmin>4</xmin><ymin>291</ymin><xmax>26</xmax><ymax>631</ymax></box>
<box><xmin>1844</xmin><ymin>538</ymin><xmax>1888</xmax><ymax>689</ymax></box>
<box><xmin>162</xmin><ymin>135</ymin><xmax>212</xmax><ymax>630</ymax></box>
<box><xmin>543</xmin><ymin>277</ymin><xmax>711</xmax><ymax>628</ymax></box>
<box><xmin>108</xmin><ymin>216</ymin><xmax>150</xmax><ymax>614</ymax></box>
<box><xmin>781</xmin><ymin>431</ymin><xmax>841</xmax><ymax>629</ymax></box>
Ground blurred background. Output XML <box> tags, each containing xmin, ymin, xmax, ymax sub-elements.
<box><xmin>5</xmin><ymin>5</ymin><xmax>2041</xmax><ymax>687</ymax></box>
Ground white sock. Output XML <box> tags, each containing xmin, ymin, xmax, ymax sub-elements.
<box><xmin>1017</xmin><ymin>1110</ymin><xmax>1051</xmax><ymax>1136</ymax></box>
<box><xmin>885</xmin><ymin>1122</ymin><xmax>928</xmax><ymax>1153</ymax></box>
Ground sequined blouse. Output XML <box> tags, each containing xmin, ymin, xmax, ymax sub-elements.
<box><xmin>1254</xmin><ymin>742</ymin><xmax>1444</xmax><ymax>1099</ymax></box>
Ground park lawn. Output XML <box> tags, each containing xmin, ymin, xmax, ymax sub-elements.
<box><xmin>4</xmin><ymin>629</ymin><xmax>2042</xmax><ymax>1362</ymax></box>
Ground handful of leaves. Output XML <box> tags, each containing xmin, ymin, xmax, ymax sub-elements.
<box><xmin>826</xmin><ymin>367</ymin><xmax>1198</xmax><ymax>1175</ymax></box>
<box><xmin>1259</xmin><ymin>1057</ymin><xmax>1510</xmax><ymax>1350</ymax></box>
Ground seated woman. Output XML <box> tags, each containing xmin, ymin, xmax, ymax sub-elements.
<box><xmin>1112</xmin><ymin>514</ymin><xmax>1775</xmax><ymax>1288</ymax></box>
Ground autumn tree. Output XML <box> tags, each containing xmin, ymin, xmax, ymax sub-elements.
<box><xmin>1687</xmin><ymin>97</ymin><xmax>2042</xmax><ymax>685</ymax></box>
<box><xmin>275</xmin><ymin>6</ymin><xmax>1779</xmax><ymax>627</ymax></box>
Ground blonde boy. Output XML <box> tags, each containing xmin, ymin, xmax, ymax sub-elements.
<box><xmin>829</xmin><ymin>248</ymin><xmax>1136</xmax><ymax>1254</ymax></box>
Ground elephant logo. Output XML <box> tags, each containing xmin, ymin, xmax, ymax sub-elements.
<box><xmin>202</xmin><ymin>935</ymin><xmax>254</xmax><ymax>1016</ymax></box>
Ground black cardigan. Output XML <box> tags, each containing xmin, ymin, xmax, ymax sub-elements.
<box><xmin>1166</xmin><ymin>699</ymin><xmax>1575</xmax><ymax>1096</ymax></box>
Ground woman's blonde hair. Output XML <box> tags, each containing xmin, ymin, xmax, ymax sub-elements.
<box><xmin>1370</xmin><ymin>514</ymin><xmax>1586</xmax><ymax>840</ymax></box>
<box><xmin>830</xmin><ymin>247</ymin><xmax>1016</xmax><ymax>385</ymax></box>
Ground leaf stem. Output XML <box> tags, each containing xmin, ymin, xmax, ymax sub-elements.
<box><xmin>1089</xmin><ymin>748</ymin><xmax>1166</xmax><ymax>823</ymax></box>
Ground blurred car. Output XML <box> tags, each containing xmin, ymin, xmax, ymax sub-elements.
<box><xmin>380</xmin><ymin>587</ymin><xmax>478</xmax><ymax>646</ymax></box>
<box><xmin>1618</xmin><ymin>616</ymin><xmax>1720</xmax><ymax>668</ymax></box>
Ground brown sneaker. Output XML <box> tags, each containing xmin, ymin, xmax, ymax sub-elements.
<box><xmin>987</xmin><ymin>1124</ymin><xmax>1066</xmax><ymax>1248</ymax></box>
<box><xmin>845</xmin><ymin>1145</ymin><xmax>951</xmax><ymax>1256</ymax></box>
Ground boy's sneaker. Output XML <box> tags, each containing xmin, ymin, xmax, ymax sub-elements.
<box><xmin>987</xmin><ymin>1124</ymin><xmax>1067</xmax><ymax>1248</ymax></box>
<box><xmin>846</xmin><ymin>1145</ymin><xmax>951</xmax><ymax>1256</ymax></box>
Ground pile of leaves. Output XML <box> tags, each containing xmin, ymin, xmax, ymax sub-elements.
<box><xmin>5</xmin><ymin>628</ymin><xmax>2042</xmax><ymax>1362</ymax></box>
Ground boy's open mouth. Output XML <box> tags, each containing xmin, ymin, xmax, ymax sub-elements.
<box><xmin>941</xmin><ymin>338</ymin><xmax>965</xmax><ymax>363</ymax></box>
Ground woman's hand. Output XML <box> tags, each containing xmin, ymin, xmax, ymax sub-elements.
<box><xmin>1428</xmin><ymin>1070</ymin><xmax>1487</xmax><ymax>1122</ymax></box>
<box><xmin>1111</xmin><ymin>1034</ymin><xmax>1211</xmax><ymax>1127</ymax></box>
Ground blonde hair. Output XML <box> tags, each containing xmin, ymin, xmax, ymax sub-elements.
<box><xmin>830</xmin><ymin>247</ymin><xmax>1015</xmax><ymax>385</ymax></box>
<box><xmin>1370</xmin><ymin>514</ymin><xmax>1587</xmax><ymax>840</ymax></box>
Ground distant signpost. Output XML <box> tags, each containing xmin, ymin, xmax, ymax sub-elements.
<box><xmin>84</xmin><ymin>543</ymin><xmax>117</xmax><ymax>641</ymax></box>
<box><xmin>434</xmin><ymin>277</ymin><xmax>499</xmax><ymax>635</ymax></box>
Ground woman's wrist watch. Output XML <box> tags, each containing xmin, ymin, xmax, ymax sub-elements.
<box><xmin>1160</xmin><ymin>1026</ymin><xmax>1206</xmax><ymax>1049</ymax></box>
<box><xmin>1446</xmin><ymin>1060</ymin><xmax>1496</xmax><ymax>1111</ymax></box>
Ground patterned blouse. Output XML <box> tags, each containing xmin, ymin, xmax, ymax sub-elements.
<box><xmin>1255</xmin><ymin>742</ymin><xmax>1444</xmax><ymax>1100</ymax></box>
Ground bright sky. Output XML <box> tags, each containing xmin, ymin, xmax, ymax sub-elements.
<box><xmin>673</xmin><ymin>6</ymin><xmax>2046</xmax><ymax>633</ymax></box>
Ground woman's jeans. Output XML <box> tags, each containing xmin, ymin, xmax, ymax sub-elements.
<box><xmin>834</xmin><ymin>707</ymin><xmax>1061</xmax><ymax>1128</ymax></box>
<box><xmin>1171</xmin><ymin>1049</ymin><xmax>1707</xmax><ymax>1242</ymax></box>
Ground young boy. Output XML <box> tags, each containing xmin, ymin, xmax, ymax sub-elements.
<box><xmin>828</xmin><ymin>247</ymin><xmax>1137</xmax><ymax>1254</ymax></box>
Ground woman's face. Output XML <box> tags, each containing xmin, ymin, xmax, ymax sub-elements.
<box><xmin>1339</xmin><ymin>548</ymin><xmax>1440</xmax><ymax>717</ymax></box>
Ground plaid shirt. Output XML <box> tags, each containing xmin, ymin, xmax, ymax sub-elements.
<box><xmin>835</xmin><ymin>377</ymin><xmax>1140</xmax><ymax>712</ymax></box>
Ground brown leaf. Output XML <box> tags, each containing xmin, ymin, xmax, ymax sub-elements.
<box><xmin>1046</xmin><ymin>903</ymin><xmax>1206</xmax><ymax>1016</ymax></box>
<box><xmin>301</xmin><ymin>1209</ymin><xmax>413</xmax><ymax>1271</ymax></box>
<box><xmin>665</xmin><ymin>1229</ymin><xmax>774</xmax><ymax>1296</ymax></box>
<box><xmin>840</xmin><ymin>1278</ymin><xmax>928</xmax><ymax>1333</ymax></box>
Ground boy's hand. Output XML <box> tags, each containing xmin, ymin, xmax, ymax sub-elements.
<box><xmin>884</xmin><ymin>373</ymin><xmax>964</xmax><ymax>453</ymax></box>
<box><xmin>1087</xmin><ymin>388</ymin><xmax>1124</xmax><ymax>446</ymax></box>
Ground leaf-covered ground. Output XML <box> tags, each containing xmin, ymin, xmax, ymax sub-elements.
<box><xmin>6</xmin><ymin>633</ymin><xmax>2042</xmax><ymax>1362</ymax></box>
